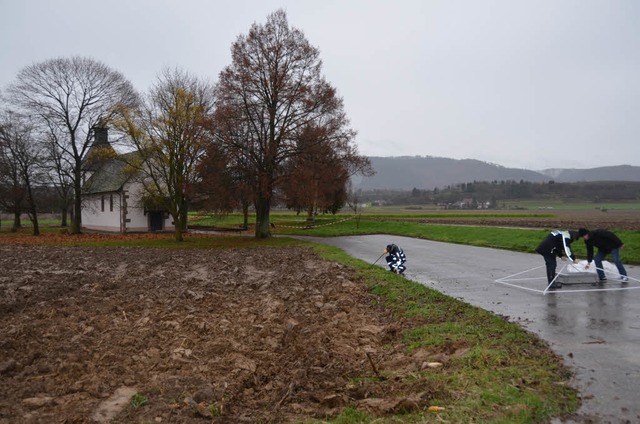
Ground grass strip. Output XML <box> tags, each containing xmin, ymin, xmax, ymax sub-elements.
<box><xmin>310</xmin><ymin>243</ymin><xmax>579</xmax><ymax>423</ymax></box>
<box><xmin>272</xmin><ymin>216</ymin><xmax>640</xmax><ymax>264</ymax></box>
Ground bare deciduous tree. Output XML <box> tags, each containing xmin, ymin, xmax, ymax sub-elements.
<box><xmin>6</xmin><ymin>56</ymin><xmax>139</xmax><ymax>234</ymax></box>
<box><xmin>214</xmin><ymin>9</ymin><xmax>370</xmax><ymax>238</ymax></box>
<box><xmin>0</xmin><ymin>119</ymin><xmax>24</xmax><ymax>231</ymax></box>
<box><xmin>41</xmin><ymin>121</ymin><xmax>75</xmax><ymax>227</ymax></box>
<box><xmin>116</xmin><ymin>68</ymin><xmax>215</xmax><ymax>242</ymax></box>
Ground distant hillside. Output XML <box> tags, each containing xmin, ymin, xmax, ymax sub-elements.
<box><xmin>354</xmin><ymin>156</ymin><xmax>640</xmax><ymax>190</ymax></box>
<box><xmin>539</xmin><ymin>165</ymin><xmax>640</xmax><ymax>183</ymax></box>
<box><xmin>355</xmin><ymin>156</ymin><xmax>547</xmax><ymax>190</ymax></box>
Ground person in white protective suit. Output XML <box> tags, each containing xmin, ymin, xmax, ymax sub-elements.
<box><xmin>384</xmin><ymin>244</ymin><xmax>406</xmax><ymax>274</ymax></box>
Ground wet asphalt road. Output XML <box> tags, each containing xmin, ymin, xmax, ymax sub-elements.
<box><xmin>298</xmin><ymin>234</ymin><xmax>640</xmax><ymax>424</ymax></box>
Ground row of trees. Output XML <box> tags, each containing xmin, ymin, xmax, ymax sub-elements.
<box><xmin>0</xmin><ymin>10</ymin><xmax>372</xmax><ymax>240</ymax></box>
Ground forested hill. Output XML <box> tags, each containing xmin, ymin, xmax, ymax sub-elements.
<box><xmin>540</xmin><ymin>165</ymin><xmax>640</xmax><ymax>183</ymax></box>
<box><xmin>354</xmin><ymin>156</ymin><xmax>640</xmax><ymax>190</ymax></box>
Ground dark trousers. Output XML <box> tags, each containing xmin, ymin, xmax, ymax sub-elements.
<box><xmin>540</xmin><ymin>253</ymin><xmax>557</xmax><ymax>284</ymax></box>
<box><xmin>594</xmin><ymin>248</ymin><xmax>627</xmax><ymax>279</ymax></box>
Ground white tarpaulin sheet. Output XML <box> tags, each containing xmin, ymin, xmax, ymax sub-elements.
<box><xmin>565</xmin><ymin>260</ymin><xmax>621</xmax><ymax>276</ymax></box>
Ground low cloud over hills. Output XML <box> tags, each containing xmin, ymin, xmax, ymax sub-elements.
<box><xmin>354</xmin><ymin>156</ymin><xmax>640</xmax><ymax>191</ymax></box>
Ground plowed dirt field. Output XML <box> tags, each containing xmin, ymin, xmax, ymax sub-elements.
<box><xmin>1</xmin><ymin>244</ymin><xmax>447</xmax><ymax>423</ymax></box>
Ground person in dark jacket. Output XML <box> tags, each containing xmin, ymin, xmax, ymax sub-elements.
<box><xmin>535</xmin><ymin>230</ymin><xmax>580</xmax><ymax>288</ymax></box>
<box><xmin>384</xmin><ymin>244</ymin><xmax>406</xmax><ymax>274</ymax></box>
<box><xmin>579</xmin><ymin>228</ymin><xmax>628</xmax><ymax>282</ymax></box>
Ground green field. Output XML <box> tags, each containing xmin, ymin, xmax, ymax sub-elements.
<box><xmin>497</xmin><ymin>200</ymin><xmax>640</xmax><ymax>210</ymax></box>
<box><xmin>5</xmin><ymin>205</ymin><xmax>639</xmax><ymax>265</ymax></box>
<box><xmin>188</xmin><ymin>209</ymin><xmax>640</xmax><ymax>265</ymax></box>
<box><xmin>351</xmin><ymin>201</ymin><xmax>640</xmax><ymax>213</ymax></box>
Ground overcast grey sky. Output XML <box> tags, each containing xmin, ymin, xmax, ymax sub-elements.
<box><xmin>2</xmin><ymin>0</ymin><xmax>639</xmax><ymax>170</ymax></box>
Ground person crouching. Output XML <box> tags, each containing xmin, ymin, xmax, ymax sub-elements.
<box><xmin>385</xmin><ymin>244</ymin><xmax>407</xmax><ymax>274</ymax></box>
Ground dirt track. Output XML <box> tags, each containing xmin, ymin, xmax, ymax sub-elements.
<box><xmin>0</xmin><ymin>244</ymin><xmax>445</xmax><ymax>423</ymax></box>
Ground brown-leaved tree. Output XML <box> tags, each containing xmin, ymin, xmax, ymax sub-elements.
<box><xmin>213</xmin><ymin>9</ymin><xmax>370</xmax><ymax>238</ymax></box>
<box><xmin>282</xmin><ymin>125</ymin><xmax>351</xmax><ymax>222</ymax></box>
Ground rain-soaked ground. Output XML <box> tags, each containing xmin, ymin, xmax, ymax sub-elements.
<box><xmin>300</xmin><ymin>234</ymin><xmax>640</xmax><ymax>424</ymax></box>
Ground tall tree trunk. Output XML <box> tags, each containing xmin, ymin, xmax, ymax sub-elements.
<box><xmin>255</xmin><ymin>195</ymin><xmax>271</xmax><ymax>239</ymax></box>
<box><xmin>174</xmin><ymin>226</ymin><xmax>184</xmax><ymax>242</ymax></box>
<box><xmin>179</xmin><ymin>198</ymin><xmax>188</xmax><ymax>232</ymax></box>
<box><xmin>72</xmin><ymin>167</ymin><xmax>82</xmax><ymax>234</ymax></box>
<box><xmin>242</xmin><ymin>200</ymin><xmax>249</xmax><ymax>230</ymax></box>
<box><xmin>306</xmin><ymin>205</ymin><xmax>315</xmax><ymax>225</ymax></box>
<box><xmin>61</xmin><ymin>207</ymin><xmax>68</xmax><ymax>227</ymax></box>
<box><xmin>12</xmin><ymin>209</ymin><xmax>20</xmax><ymax>232</ymax></box>
<box><xmin>30</xmin><ymin>215</ymin><xmax>39</xmax><ymax>236</ymax></box>
<box><xmin>25</xmin><ymin>182</ymin><xmax>39</xmax><ymax>236</ymax></box>
<box><xmin>171</xmin><ymin>208</ymin><xmax>184</xmax><ymax>242</ymax></box>
<box><xmin>306</xmin><ymin>179</ymin><xmax>318</xmax><ymax>225</ymax></box>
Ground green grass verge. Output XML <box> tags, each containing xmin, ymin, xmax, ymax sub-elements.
<box><xmin>307</xmin><ymin>243</ymin><xmax>579</xmax><ymax>423</ymax></box>
<box><xmin>269</xmin><ymin>215</ymin><xmax>640</xmax><ymax>264</ymax></box>
<box><xmin>6</xmin><ymin>210</ymin><xmax>639</xmax><ymax>263</ymax></box>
